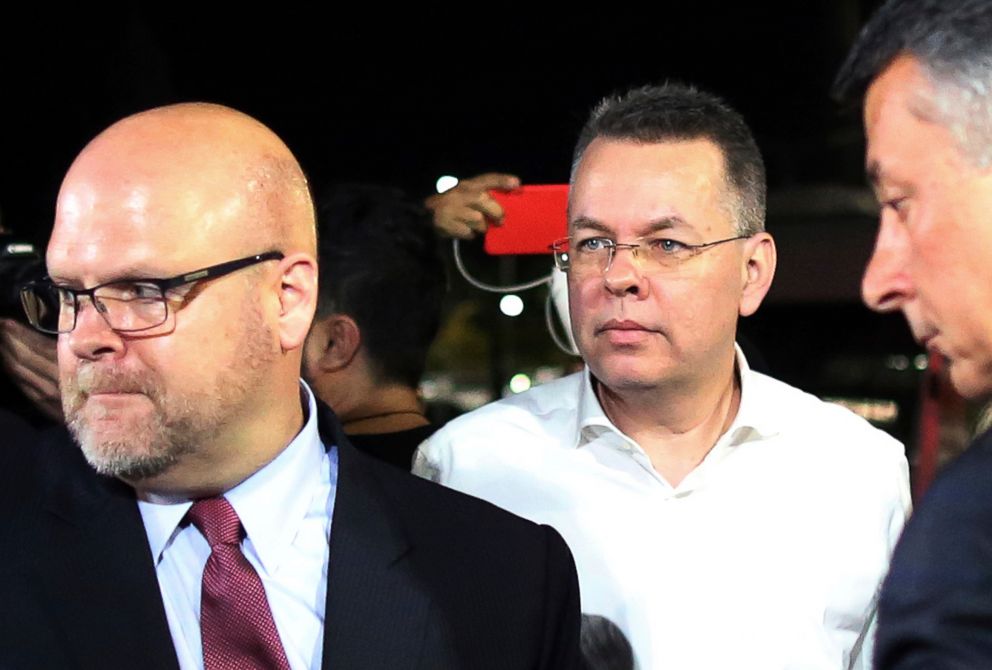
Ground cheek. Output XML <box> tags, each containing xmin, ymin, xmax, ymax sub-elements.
<box><xmin>566</xmin><ymin>278</ymin><xmax>601</xmax><ymax>332</ymax></box>
<box><xmin>56</xmin><ymin>338</ymin><xmax>81</xmax><ymax>383</ymax></box>
<box><xmin>56</xmin><ymin>337</ymin><xmax>72</xmax><ymax>368</ymax></box>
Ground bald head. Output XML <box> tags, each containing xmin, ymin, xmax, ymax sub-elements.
<box><xmin>55</xmin><ymin>103</ymin><xmax>315</xmax><ymax>265</ymax></box>
<box><xmin>47</xmin><ymin>103</ymin><xmax>321</xmax><ymax>496</ymax></box>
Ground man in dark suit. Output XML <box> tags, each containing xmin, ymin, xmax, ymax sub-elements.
<box><xmin>833</xmin><ymin>1</ymin><xmax>992</xmax><ymax>667</ymax></box>
<box><xmin>0</xmin><ymin>102</ymin><xmax>579</xmax><ymax>669</ymax></box>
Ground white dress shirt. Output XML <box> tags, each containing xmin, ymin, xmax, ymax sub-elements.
<box><xmin>415</xmin><ymin>349</ymin><xmax>911</xmax><ymax>670</ymax></box>
<box><xmin>139</xmin><ymin>382</ymin><xmax>338</xmax><ymax>670</ymax></box>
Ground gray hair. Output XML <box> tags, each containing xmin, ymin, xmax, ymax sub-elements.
<box><xmin>833</xmin><ymin>0</ymin><xmax>992</xmax><ymax>167</ymax></box>
<box><xmin>570</xmin><ymin>83</ymin><xmax>766</xmax><ymax>236</ymax></box>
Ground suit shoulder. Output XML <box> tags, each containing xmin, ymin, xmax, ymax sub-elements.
<box><xmin>373</xmin><ymin>454</ymin><xmax>550</xmax><ymax>538</ymax></box>
<box><xmin>912</xmin><ymin>430</ymin><xmax>992</xmax><ymax>524</ymax></box>
<box><xmin>877</xmin><ymin>431</ymin><xmax>992</xmax><ymax>647</ymax></box>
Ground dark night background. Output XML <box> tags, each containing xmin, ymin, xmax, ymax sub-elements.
<box><xmin>2</xmin><ymin>4</ymin><xmax>877</xmax><ymax>237</ymax></box>
<box><xmin>2</xmin><ymin>2</ymin><xmax>938</xmax><ymax>448</ymax></box>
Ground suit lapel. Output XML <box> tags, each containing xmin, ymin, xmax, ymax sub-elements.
<box><xmin>35</xmin><ymin>439</ymin><xmax>179</xmax><ymax>670</ymax></box>
<box><xmin>318</xmin><ymin>405</ymin><xmax>432</xmax><ymax>670</ymax></box>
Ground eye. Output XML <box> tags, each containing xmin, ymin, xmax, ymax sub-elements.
<box><xmin>878</xmin><ymin>194</ymin><xmax>910</xmax><ymax>221</ymax></box>
<box><xmin>575</xmin><ymin>237</ymin><xmax>611</xmax><ymax>252</ymax></box>
<box><xmin>102</xmin><ymin>282</ymin><xmax>163</xmax><ymax>302</ymax></box>
<box><xmin>648</xmin><ymin>238</ymin><xmax>689</xmax><ymax>254</ymax></box>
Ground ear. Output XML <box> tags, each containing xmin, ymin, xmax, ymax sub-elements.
<box><xmin>307</xmin><ymin>313</ymin><xmax>361</xmax><ymax>373</ymax></box>
<box><xmin>739</xmin><ymin>233</ymin><xmax>776</xmax><ymax>317</ymax></box>
<box><xmin>274</xmin><ymin>252</ymin><xmax>319</xmax><ymax>352</ymax></box>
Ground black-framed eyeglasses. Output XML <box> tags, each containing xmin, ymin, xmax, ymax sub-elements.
<box><xmin>549</xmin><ymin>234</ymin><xmax>749</xmax><ymax>275</ymax></box>
<box><xmin>20</xmin><ymin>251</ymin><xmax>284</xmax><ymax>334</ymax></box>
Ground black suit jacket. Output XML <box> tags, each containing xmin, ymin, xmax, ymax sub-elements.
<box><xmin>0</xmin><ymin>402</ymin><xmax>580</xmax><ymax>669</ymax></box>
<box><xmin>875</xmin><ymin>428</ymin><xmax>992</xmax><ymax>669</ymax></box>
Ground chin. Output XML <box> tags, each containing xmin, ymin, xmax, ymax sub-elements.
<box><xmin>76</xmin><ymin>435</ymin><xmax>183</xmax><ymax>481</ymax></box>
<box><xmin>590</xmin><ymin>362</ymin><xmax>666</xmax><ymax>392</ymax></box>
<box><xmin>68</xmin><ymin>413</ymin><xmax>193</xmax><ymax>481</ymax></box>
<box><xmin>948</xmin><ymin>360</ymin><xmax>992</xmax><ymax>401</ymax></box>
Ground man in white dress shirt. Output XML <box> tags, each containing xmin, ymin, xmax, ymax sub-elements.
<box><xmin>415</xmin><ymin>83</ymin><xmax>912</xmax><ymax>669</ymax></box>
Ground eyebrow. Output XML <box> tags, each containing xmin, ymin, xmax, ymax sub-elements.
<box><xmin>865</xmin><ymin>160</ymin><xmax>881</xmax><ymax>188</ymax></box>
<box><xmin>570</xmin><ymin>215</ymin><xmax>685</xmax><ymax>236</ymax></box>
<box><xmin>48</xmin><ymin>266</ymin><xmax>174</xmax><ymax>287</ymax></box>
<box><xmin>570</xmin><ymin>218</ymin><xmax>613</xmax><ymax>235</ymax></box>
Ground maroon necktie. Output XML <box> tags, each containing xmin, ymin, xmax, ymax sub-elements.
<box><xmin>187</xmin><ymin>497</ymin><xmax>292</xmax><ymax>670</ymax></box>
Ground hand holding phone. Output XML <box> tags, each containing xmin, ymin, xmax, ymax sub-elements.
<box><xmin>426</xmin><ymin>173</ymin><xmax>521</xmax><ymax>239</ymax></box>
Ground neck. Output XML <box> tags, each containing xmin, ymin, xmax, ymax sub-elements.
<box><xmin>596</xmin><ymin>356</ymin><xmax>741</xmax><ymax>487</ymax></box>
<box><xmin>341</xmin><ymin>383</ymin><xmax>426</xmax><ymax>435</ymax></box>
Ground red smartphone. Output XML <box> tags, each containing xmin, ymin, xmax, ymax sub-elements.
<box><xmin>484</xmin><ymin>185</ymin><xmax>569</xmax><ymax>255</ymax></box>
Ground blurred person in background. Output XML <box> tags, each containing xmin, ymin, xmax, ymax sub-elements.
<box><xmin>304</xmin><ymin>184</ymin><xmax>446</xmax><ymax>469</ymax></box>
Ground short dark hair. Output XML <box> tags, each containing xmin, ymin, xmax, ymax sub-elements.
<box><xmin>315</xmin><ymin>184</ymin><xmax>446</xmax><ymax>389</ymax></box>
<box><xmin>571</xmin><ymin>83</ymin><xmax>766</xmax><ymax>236</ymax></box>
<box><xmin>833</xmin><ymin>0</ymin><xmax>992</xmax><ymax>165</ymax></box>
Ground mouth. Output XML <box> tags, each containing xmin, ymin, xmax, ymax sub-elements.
<box><xmin>917</xmin><ymin>332</ymin><xmax>942</xmax><ymax>356</ymax></box>
<box><xmin>88</xmin><ymin>391</ymin><xmax>146</xmax><ymax>399</ymax></box>
<box><xmin>80</xmin><ymin>390</ymin><xmax>151</xmax><ymax>412</ymax></box>
<box><xmin>596</xmin><ymin>319</ymin><xmax>659</xmax><ymax>345</ymax></box>
<box><xmin>597</xmin><ymin>319</ymin><xmax>655</xmax><ymax>334</ymax></box>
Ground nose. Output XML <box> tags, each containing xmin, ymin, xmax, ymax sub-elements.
<box><xmin>862</xmin><ymin>215</ymin><xmax>913</xmax><ymax>313</ymax></box>
<box><xmin>65</xmin><ymin>295</ymin><xmax>125</xmax><ymax>361</ymax></box>
<box><xmin>603</xmin><ymin>245</ymin><xmax>651</xmax><ymax>298</ymax></box>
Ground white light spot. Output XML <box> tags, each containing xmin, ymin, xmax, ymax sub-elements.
<box><xmin>914</xmin><ymin>354</ymin><xmax>929</xmax><ymax>371</ymax></box>
<box><xmin>885</xmin><ymin>355</ymin><xmax>909</xmax><ymax>371</ymax></box>
<box><xmin>435</xmin><ymin>176</ymin><xmax>459</xmax><ymax>193</ymax></box>
<box><xmin>509</xmin><ymin>374</ymin><xmax>532</xmax><ymax>394</ymax></box>
<box><xmin>500</xmin><ymin>294</ymin><xmax>524</xmax><ymax>317</ymax></box>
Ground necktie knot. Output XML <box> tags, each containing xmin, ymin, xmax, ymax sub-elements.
<box><xmin>188</xmin><ymin>497</ymin><xmax>244</xmax><ymax>547</ymax></box>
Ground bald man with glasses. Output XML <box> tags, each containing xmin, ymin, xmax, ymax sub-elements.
<box><xmin>415</xmin><ymin>83</ymin><xmax>911</xmax><ymax>669</ymax></box>
<box><xmin>1</xmin><ymin>103</ymin><xmax>580</xmax><ymax>670</ymax></box>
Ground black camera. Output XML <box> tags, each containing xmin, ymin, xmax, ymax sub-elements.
<box><xmin>0</xmin><ymin>233</ymin><xmax>45</xmax><ymax>322</ymax></box>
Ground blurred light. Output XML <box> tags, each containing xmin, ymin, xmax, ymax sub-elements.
<box><xmin>436</xmin><ymin>175</ymin><xmax>459</xmax><ymax>193</ymax></box>
<box><xmin>914</xmin><ymin>354</ymin><xmax>929</xmax><ymax>371</ymax></box>
<box><xmin>509</xmin><ymin>373</ymin><xmax>532</xmax><ymax>394</ymax></box>
<box><xmin>885</xmin><ymin>355</ymin><xmax>909</xmax><ymax>371</ymax></box>
<box><xmin>454</xmin><ymin>389</ymin><xmax>494</xmax><ymax>410</ymax></box>
<box><xmin>419</xmin><ymin>379</ymin><xmax>439</xmax><ymax>401</ymax></box>
<box><xmin>535</xmin><ymin>366</ymin><xmax>564</xmax><ymax>385</ymax></box>
<box><xmin>826</xmin><ymin>397</ymin><xmax>900</xmax><ymax>425</ymax></box>
<box><xmin>500</xmin><ymin>294</ymin><xmax>524</xmax><ymax>317</ymax></box>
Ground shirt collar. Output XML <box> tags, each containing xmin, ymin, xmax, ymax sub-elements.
<box><xmin>726</xmin><ymin>344</ymin><xmax>780</xmax><ymax>442</ymax></box>
<box><xmin>572</xmin><ymin>344</ymin><xmax>779</xmax><ymax>449</ymax></box>
<box><xmin>574</xmin><ymin>366</ymin><xmax>616</xmax><ymax>448</ymax></box>
<box><xmin>139</xmin><ymin>380</ymin><xmax>326</xmax><ymax>572</ymax></box>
